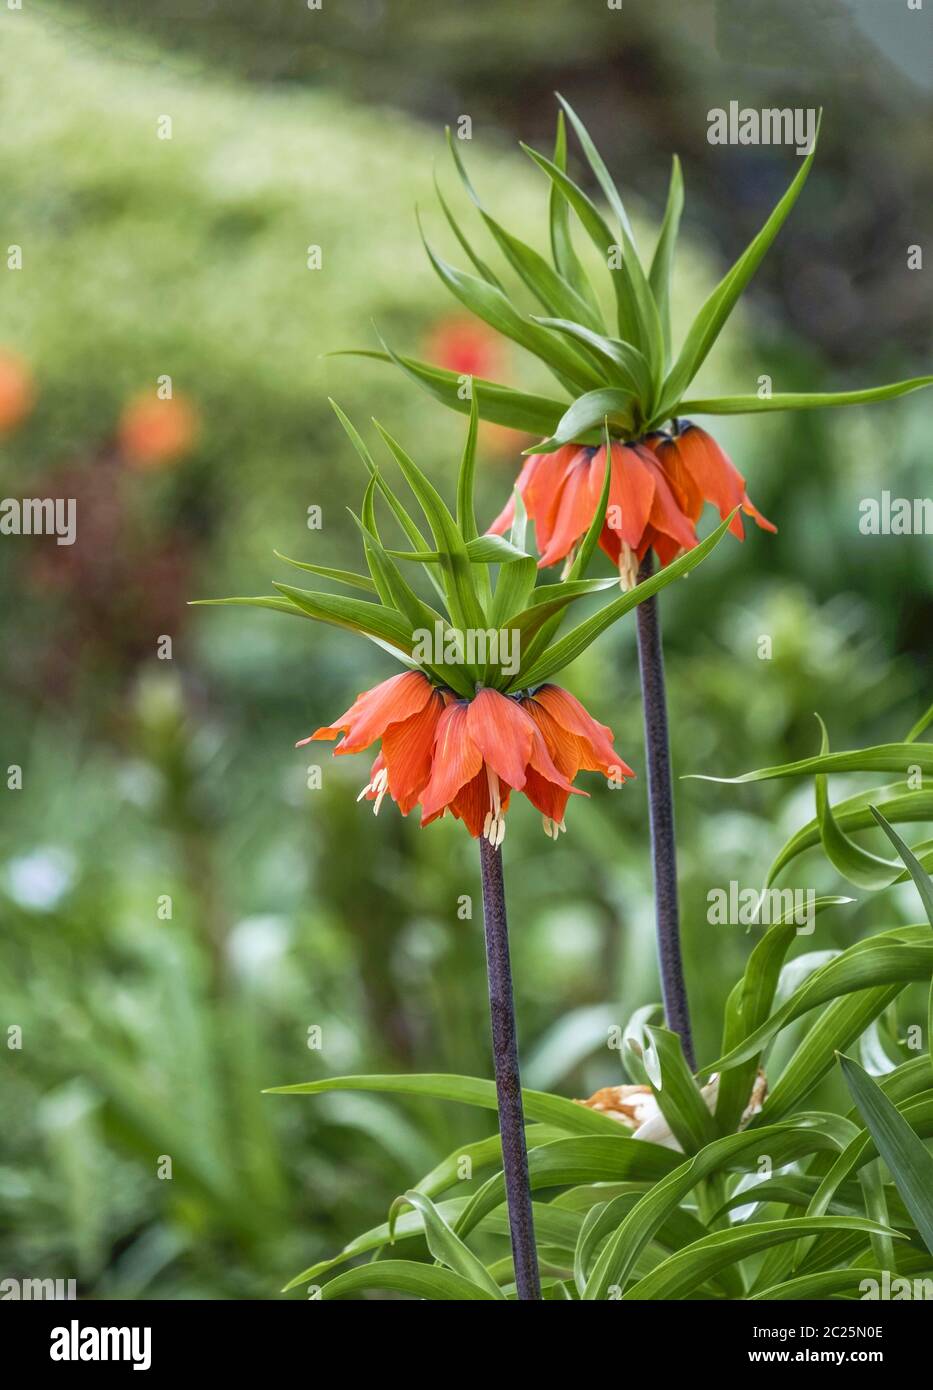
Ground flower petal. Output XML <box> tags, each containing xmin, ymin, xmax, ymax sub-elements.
<box><xmin>641</xmin><ymin>447</ymin><xmax>698</xmax><ymax>551</ymax></box>
<box><xmin>606</xmin><ymin>442</ymin><xmax>656</xmax><ymax>550</ymax></box>
<box><xmin>466</xmin><ymin>688</ymin><xmax>535</xmax><ymax>789</ymax></box>
<box><xmin>487</xmin><ymin>451</ymin><xmax>544</xmax><ymax>535</ymax></box>
<box><xmin>674</xmin><ymin>425</ymin><xmax>748</xmax><ymax>538</ymax></box>
<box><xmin>298</xmin><ymin>671</ymin><xmax>434</xmax><ymax>754</ymax></box>
<box><xmin>382</xmin><ymin>688</ymin><xmax>447</xmax><ymax>814</ymax></box>
<box><xmin>537</xmin><ymin>450</ymin><xmax>600</xmax><ymax>568</ymax></box>
<box><xmin>419</xmin><ymin>701</ymin><xmax>483</xmax><ymax>822</ymax></box>
<box><xmin>531</xmin><ymin>684</ymin><xmax>633</xmax><ymax>780</ymax></box>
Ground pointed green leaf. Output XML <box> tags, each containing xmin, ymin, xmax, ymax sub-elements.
<box><xmin>389</xmin><ymin>1190</ymin><xmax>505</xmax><ymax>1298</ymax></box>
<box><xmin>649</xmin><ymin>155</ymin><xmax>684</xmax><ymax>363</ymax></box>
<box><xmin>582</xmin><ymin>1117</ymin><xmax>853</xmax><ymax>1298</ymax></box>
<box><xmin>270</xmin><ymin>583</ymin><xmax>414</xmax><ymax>653</ymax></box>
<box><xmin>642</xmin><ymin>1025</ymin><xmax>718</xmax><ymax>1154</ymax></box>
<box><xmin>622</xmin><ymin>1216</ymin><xmax>901</xmax><ymax>1301</ymax></box>
<box><xmin>534</xmin><ymin>387</ymin><xmax>635</xmax><ymax>452</ymax></box>
<box><xmin>264</xmin><ymin>1071</ymin><xmax>627</xmax><ymax>1136</ymax></box>
<box><xmin>566</xmin><ymin>420</ymin><xmax>614</xmax><ymax>582</ymax></box>
<box><xmin>661</xmin><ymin>120</ymin><xmax>821</xmax><ymax>410</ymax></box>
<box><xmin>272</xmin><ymin>551</ymin><xmax>377</xmax><ymax>593</ymax></box>
<box><xmin>750</xmin><ymin>1267</ymin><xmax>887</xmax><ymax>1301</ymax></box>
<box><xmin>532</xmin><ymin>318</ymin><xmax>653</xmax><ymax>401</ymax></box>
<box><xmin>556</xmin><ymin>94</ymin><xmax>638</xmax><ymax>247</ymax></box>
<box><xmin>511</xmin><ymin>509</ymin><xmax>734</xmax><ymax>689</ymax></box>
<box><xmin>191</xmin><ymin>595</ymin><xmax>315</xmax><ymax>620</ymax></box>
<box><xmin>457</xmin><ymin>386</ymin><xmax>480</xmax><ymax>543</ymax></box>
<box><xmin>336</xmin><ymin>347</ymin><xmax>570</xmax><ymax>436</ymax></box>
<box><xmin>765</xmin><ymin>784</ymin><xmax>933</xmax><ymax>886</ymax></box>
<box><xmin>549</xmin><ymin>110</ymin><xmax>603</xmax><ymax>324</ymax></box>
<box><xmin>433</xmin><ymin>167</ymin><xmax>504</xmax><ymax>289</ymax></box>
<box><xmin>520</xmin><ymin>143</ymin><xmax>645</xmax><ymax>358</ymax></box>
<box><xmin>814</xmin><ymin>716</ymin><xmax>900</xmax><ymax>889</ymax></box>
<box><xmin>419</xmin><ymin>220</ymin><xmax>601</xmax><ymax>392</ymax></box>
<box><xmin>839</xmin><ymin>1054</ymin><xmax>933</xmax><ymax>1256</ymax></box>
<box><xmin>373</xmin><ymin>421</ymin><xmax>488</xmax><ymax>636</ymax></box>
<box><xmin>319</xmin><ymin>1260</ymin><xmax>496</xmax><ymax>1301</ymax></box>
<box><xmin>329</xmin><ymin>398</ymin><xmax>447</xmax><ymax>603</ymax></box>
<box><xmin>871</xmin><ymin>807</ymin><xmax>933</xmax><ymax>929</ymax></box>
<box><xmin>705</xmin><ymin>936</ymin><xmax>933</xmax><ymax>1079</ymax></box>
<box><xmin>445</xmin><ymin>128</ymin><xmax>605</xmax><ymax>335</ymax></box>
<box><xmin>672</xmin><ymin>378</ymin><xmax>933</xmax><ymax>416</ymax></box>
<box><xmin>714</xmin><ymin>897</ymin><xmax>854</xmax><ymax>1132</ymax></box>
<box><xmin>906</xmin><ymin>700</ymin><xmax>933</xmax><ymax>744</ymax></box>
<box><xmin>691</xmin><ymin>742</ymin><xmax>933</xmax><ymax>785</ymax></box>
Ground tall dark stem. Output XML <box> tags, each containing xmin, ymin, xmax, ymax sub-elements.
<box><xmin>635</xmin><ymin>552</ymin><xmax>696</xmax><ymax>1070</ymax></box>
<box><xmin>478</xmin><ymin>837</ymin><xmax>541</xmax><ymax>1300</ymax></box>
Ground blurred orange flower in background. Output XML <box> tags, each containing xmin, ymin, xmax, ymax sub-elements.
<box><xmin>0</xmin><ymin>349</ymin><xmax>37</xmax><ymax>435</ymax></box>
<box><xmin>424</xmin><ymin>315</ymin><xmax>525</xmax><ymax>459</ymax></box>
<box><xmin>118</xmin><ymin>392</ymin><xmax>200</xmax><ymax>469</ymax></box>
<box><xmin>424</xmin><ymin>315</ymin><xmax>504</xmax><ymax>381</ymax></box>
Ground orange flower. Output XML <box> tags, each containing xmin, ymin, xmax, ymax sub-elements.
<box><xmin>424</xmin><ymin>315</ymin><xmax>504</xmax><ymax>381</ymax></box>
<box><xmin>301</xmin><ymin>670</ymin><xmax>633</xmax><ymax>843</ymax></box>
<box><xmin>647</xmin><ymin>424</ymin><xmax>775</xmax><ymax>543</ymax></box>
<box><xmin>0</xmin><ymin>350</ymin><xmax>36</xmax><ymax>435</ymax></box>
<box><xmin>119</xmin><ymin>393</ymin><xmax>199</xmax><ymax>469</ymax></box>
<box><xmin>490</xmin><ymin>423</ymin><xmax>774</xmax><ymax>585</ymax></box>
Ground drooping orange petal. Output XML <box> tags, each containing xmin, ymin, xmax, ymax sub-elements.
<box><xmin>743</xmin><ymin>496</ymin><xmax>777</xmax><ymax>533</ymax></box>
<box><xmin>521</xmin><ymin>697</ymin><xmax>581</xmax><ymax>779</ymax></box>
<box><xmin>521</xmin><ymin>767</ymin><xmax>574</xmax><ymax>823</ymax></box>
<box><xmin>641</xmin><ymin>447</ymin><xmax>698</xmax><ymax>552</ymax></box>
<box><xmin>446</xmin><ymin>769</ymin><xmax>513</xmax><ymax>837</ymax></box>
<box><xmin>488</xmin><ymin>451</ymin><xmax>545</xmax><ymax>535</ymax></box>
<box><xmin>523</xmin><ymin>445</ymin><xmax>584</xmax><ymax>554</ymax></box>
<box><xmin>381</xmin><ymin>688</ymin><xmax>447</xmax><ymax>815</ymax></box>
<box><xmin>298</xmin><ymin>670</ymin><xmax>434</xmax><ymax>754</ymax></box>
<box><xmin>647</xmin><ymin>528</ymin><xmax>685</xmax><ymax>567</ymax></box>
<box><xmin>606</xmin><ymin>442</ymin><xmax>656</xmax><ymax>550</ymax></box>
<box><xmin>674</xmin><ymin>426</ymin><xmax>748</xmax><ymax>538</ymax></box>
<box><xmin>465</xmin><ymin>688</ymin><xmax>535</xmax><ymax>790</ymax></box>
<box><xmin>487</xmin><ymin>446</ymin><xmax>581</xmax><ymax>553</ymax></box>
<box><xmin>650</xmin><ymin>434</ymin><xmax>704</xmax><ymax>524</ymax></box>
<box><xmin>531</xmin><ymin>684</ymin><xmax>633</xmax><ymax>780</ymax></box>
<box><xmin>598</xmin><ymin>521</ymin><xmax>622</xmax><ymax>566</ymax></box>
<box><xmin>537</xmin><ymin>451</ymin><xmax>600</xmax><ymax>568</ymax></box>
<box><xmin>419</xmin><ymin>701</ymin><xmax>483</xmax><ymax>822</ymax></box>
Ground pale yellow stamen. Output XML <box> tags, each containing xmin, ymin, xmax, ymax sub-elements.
<box><xmin>484</xmin><ymin>766</ymin><xmax>506</xmax><ymax>846</ymax></box>
<box><xmin>542</xmin><ymin>816</ymin><xmax>568</xmax><ymax>840</ymax></box>
<box><xmin>618</xmin><ymin>543</ymin><xmax>639</xmax><ymax>591</ymax></box>
<box><xmin>357</xmin><ymin>765</ymin><xmax>389</xmax><ymax>815</ymax></box>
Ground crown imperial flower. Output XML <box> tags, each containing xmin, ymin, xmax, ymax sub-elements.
<box><xmin>197</xmin><ymin>398</ymin><xmax>730</xmax><ymax>843</ymax></box>
<box><xmin>303</xmin><ymin>670</ymin><xmax>633</xmax><ymax>843</ymax></box>
<box><xmin>350</xmin><ymin>97</ymin><xmax>930</xmax><ymax>580</ymax></box>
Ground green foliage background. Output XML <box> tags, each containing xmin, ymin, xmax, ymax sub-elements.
<box><xmin>0</xmin><ymin>3</ymin><xmax>930</xmax><ymax>1297</ymax></box>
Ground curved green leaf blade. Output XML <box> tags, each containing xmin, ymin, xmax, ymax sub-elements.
<box><xmin>814</xmin><ymin>716</ymin><xmax>899</xmax><ymax>889</ymax></box>
<box><xmin>621</xmin><ymin>1216</ymin><xmax>900</xmax><ymax>1301</ymax></box>
<box><xmin>675</xmin><ymin>378</ymin><xmax>933</xmax><ymax>415</ymax></box>
<box><xmin>263</xmin><ymin>1072</ymin><xmax>628</xmax><ymax>1136</ymax></box>
<box><xmin>649</xmin><ymin>155</ymin><xmax>684</xmax><ymax>364</ymax></box>
<box><xmin>319</xmin><ymin>1259</ymin><xmax>496</xmax><ymax>1301</ymax></box>
<box><xmin>839</xmin><ymin>1054</ymin><xmax>933</xmax><ymax>1256</ymax></box>
<box><xmin>389</xmin><ymin>1190</ymin><xmax>505</xmax><ymax>1298</ymax></box>
<box><xmin>661</xmin><ymin>119</ymin><xmax>821</xmax><ymax>409</ymax></box>
<box><xmin>512</xmin><ymin>509</ymin><xmax>734</xmax><ymax>689</ymax></box>
<box><xmin>335</xmin><ymin>348</ymin><xmax>570</xmax><ymax>436</ymax></box>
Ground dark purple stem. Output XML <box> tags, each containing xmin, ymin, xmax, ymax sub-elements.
<box><xmin>635</xmin><ymin>552</ymin><xmax>696</xmax><ymax>1070</ymax></box>
<box><xmin>478</xmin><ymin>837</ymin><xmax>541</xmax><ymax>1301</ymax></box>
